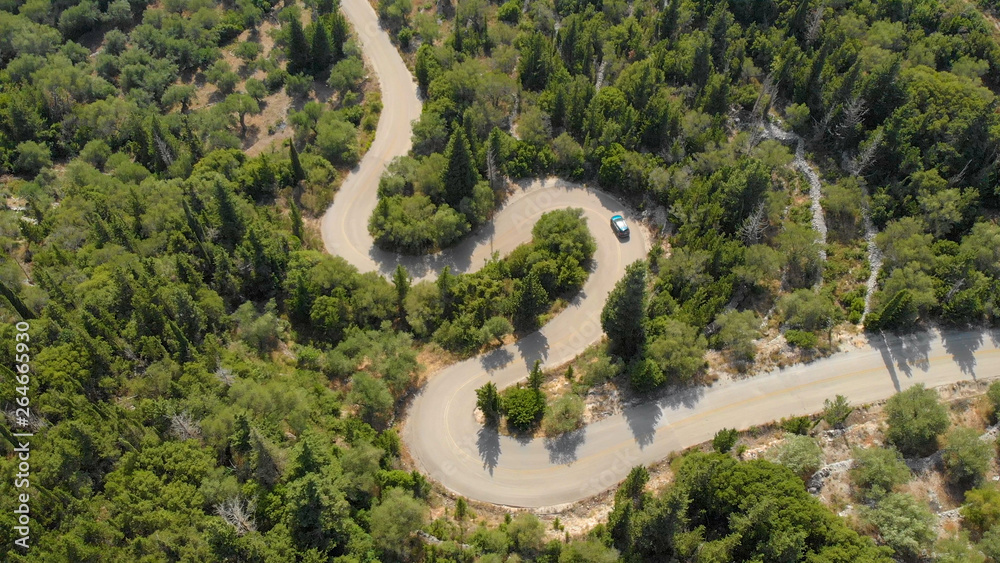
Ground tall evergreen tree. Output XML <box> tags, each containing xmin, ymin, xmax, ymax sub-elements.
<box><xmin>518</xmin><ymin>32</ymin><xmax>553</xmax><ymax>91</ymax></box>
<box><xmin>328</xmin><ymin>12</ymin><xmax>349</xmax><ymax>61</ymax></box>
<box><xmin>415</xmin><ymin>44</ymin><xmax>438</xmax><ymax>97</ymax></box>
<box><xmin>441</xmin><ymin>127</ymin><xmax>479</xmax><ymax>208</ymax></box>
<box><xmin>287</xmin><ymin>18</ymin><xmax>310</xmax><ymax>76</ymax></box>
<box><xmin>601</xmin><ymin>260</ymin><xmax>648</xmax><ymax>358</ymax></box>
<box><xmin>214</xmin><ymin>178</ymin><xmax>246</xmax><ymax>248</ymax></box>
<box><xmin>452</xmin><ymin>17</ymin><xmax>464</xmax><ymax>53</ymax></box>
<box><xmin>290</xmin><ymin>200</ymin><xmax>303</xmax><ymax>241</ymax></box>
<box><xmin>527</xmin><ymin>360</ymin><xmax>544</xmax><ymax>390</ymax></box>
<box><xmin>486</xmin><ymin>127</ymin><xmax>504</xmax><ymax>189</ymax></box>
<box><xmin>658</xmin><ymin>0</ymin><xmax>680</xmax><ymax>42</ymax></box>
<box><xmin>438</xmin><ymin>266</ymin><xmax>456</xmax><ymax>317</ymax></box>
<box><xmin>514</xmin><ymin>270</ymin><xmax>548</xmax><ymax>328</ymax></box>
<box><xmin>311</xmin><ymin>22</ymin><xmax>333</xmax><ymax>76</ymax></box>
<box><xmin>392</xmin><ymin>263</ymin><xmax>410</xmax><ymax>317</ymax></box>
<box><xmin>231</xmin><ymin>413</ymin><xmax>253</xmax><ymax>457</ymax></box>
<box><xmin>317</xmin><ymin>0</ymin><xmax>335</xmax><ymax>15</ymax></box>
<box><xmin>290</xmin><ymin>141</ymin><xmax>305</xmax><ymax>182</ymax></box>
<box><xmin>476</xmin><ymin>382</ymin><xmax>501</xmax><ymax>421</ymax></box>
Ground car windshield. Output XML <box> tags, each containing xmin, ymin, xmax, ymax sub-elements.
<box><xmin>614</xmin><ymin>218</ymin><xmax>627</xmax><ymax>230</ymax></box>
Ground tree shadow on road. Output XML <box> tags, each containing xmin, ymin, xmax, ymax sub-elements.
<box><xmin>544</xmin><ymin>429</ymin><xmax>586</xmax><ymax>465</ymax></box>
<box><xmin>870</xmin><ymin>330</ymin><xmax>933</xmax><ymax>391</ymax></box>
<box><xmin>481</xmin><ymin>347</ymin><xmax>515</xmax><ymax>374</ymax></box>
<box><xmin>514</xmin><ymin>331</ymin><xmax>549</xmax><ymax>371</ymax></box>
<box><xmin>619</xmin><ymin>379</ymin><xmax>705</xmax><ymax>449</ymax></box>
<box><xmin>622</xmin><ymin>400</ymin><xmax>661</xmax><ymax>449</ymax></box>
<box><xmin>940</xmin><ymin>330</ymin><xmax>983</xmax><ymax>378</ymax></box>
<box><xmin>477</xmin><ymin>425</ymin><xmax>501</xmax><ymax>475</ymax></box>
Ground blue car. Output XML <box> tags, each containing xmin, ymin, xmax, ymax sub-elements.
<box><xmin>610</xmin><ymin>215</ymin><xmax>629</xmax><ymax>239</ymax></box>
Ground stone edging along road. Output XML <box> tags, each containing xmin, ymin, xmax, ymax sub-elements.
<box><xmin>323</xmin><ymin>0</ymin><xmax>1000</xmax><ymax>508</ymax></box>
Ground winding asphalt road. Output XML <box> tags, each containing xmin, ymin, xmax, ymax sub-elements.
<box><xmin>323</xmin><ymin>0</ymin><xmax>1000</xmax><ymax>508</ymax></box>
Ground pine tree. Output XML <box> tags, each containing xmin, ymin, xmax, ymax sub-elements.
<box><xmin>527</xmin><ymin>360</ymin><xmax>544</xmax><ymax>390</ymax></box>
<box><xmin>231</xmin><ymin>414</ymin><xmax>253</xmax><ymax>457</ymax></box>
<box><xmin>601</xmin><ymin>260</ymin><xmax>648</xmax><ymax>358</ymax></box>
<box><xmin>311</xmin><ymin>22</ymin><xmax>332</xmax><ymax>76</ymax></box>
<box><xmin>441</xmin><ymin>127</ymin><xmax>479</xmax><ymax>208</ymax></box>
<box><xmin>476</xmin><ymin>382</ymin><xmax>501</xmax><ymax>421</ymax></box>
<box><xmin>289</xmin><ymin>440</ymin><xmax>321</xmax><ymax>480</ymax></box>
<box><xmin>287</xmin><ymin>18</ymin><xmax>310</xmax><ymax>76</ymax></box>
<box><xmin>290</xmin><ymin>141</ymin><xmax>305</xmax><ymax>183</ymax></box>
<box><xmin>392</xmin><ymin>263</ymin><xmax>410</xmax><ymax>317</ymax></box>
<box><xmin>513</xmin><ymin>270</ymin><xmax>548</xmax><ymax>328</ymax></box>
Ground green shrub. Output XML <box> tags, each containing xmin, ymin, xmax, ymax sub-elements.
<box><xmin>849</xmin><ymin>447</ymin><xmax>911</xmax><ymax>500</ymax></box>
<box><xmin>501</xmin><ymin>386</ymin><xmax>545</xmax><ymax>431</ymax></box>
<box><xmin>884</xmin><ymin>384</ymin><xmax>950</xmax><ymax>457</ymax></box>
<box><xmin>712</xmin><ymin>428</ymin><xmax>739</xmax><ymax>453</ymax></box>
<box><xmin>14</xmin><ymin>141</ymin><xmax>51</xmax><ymax>176</ymax></box>
<box><xmin>498</xmin><ymin>0</ymin><xmax>520</xmax><ymax>23</ymax></box>
<box><xmin>943</xmin><ymin>427</ymin><xmax>992</xmax><ymax>489</ymax></box>
<box><xmin>780</xmin><ymin>416</ymin><xmax>813</xmax><ymax>435</ymax></box>
<box><xmin>987</xmin><ymin>381</ymin><xmax>1000</xmax><ymax>423</ymax></box>
<box><xmin>785</xmin><ymin>329</ymin><xmax>818</xmax><ymax>349</ymax></box>
<box><xmin>542</xmin><ymin>394</ymin><xmax>585</xmax><ymax>436</ymax></box>
<box><xmin>397</xmin><ymin>27</ymin><xmax>412</xmax><ymax>49</ymax></box>
<box><xmin>770</xmin><ymin>435</ymin><xmax>823</xmax><ymax>479</ymax></box>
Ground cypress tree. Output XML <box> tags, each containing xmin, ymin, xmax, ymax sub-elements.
<box><xmin>441</xmin><ymin>127</ymin><xmax>479</xmax><ymax>208</ymax></box>
<box><xmin>290</xmin><ymin>200</ymin><xmax>303</xmax><ymax>241</ymax></box>
<box><xmin>311</xmin><ymin>22</ymin><xmax>332</xmax><ymax>76</ymax></box>
<box><xmin>392</xmin><ymin>263</ymin><xmax>410</xmax><ymax>316</ymax></box>
<box><xmin>415</xmin><ymin>43</ymin><xmax>437</xmax><ymax>97</ymax></box>
<box><xmin>656</xmin><ymin>0</ymin><xmax>681</xmax><ymax>40</ymax></box>
<box><xmin>527</xmin><ymin>360</ymin><xmax>544</xmax><ymax>390</ymax></box>
<box><xmin>476</xmin><ymin>382</ymin><xmax>501</xmax><ymax>421</ymax></box>
<box><xmin>453</xmin><ymin>18</ymin><xmax>464</xmax><ymax>54</ymax></box>
<box><xmin>485</xmin><ymin>127</ymin><xmax>504</xmax><ymax>189</ymax></box>
<box><xmin>287</xmin><ymin>18</ymin><xmax>310</xmax><ymax>76</ymax></box>
<box><xmin>517</xmin><ymin>32</ymin><xmax>551</xmax><ymax>91</ymax></box>
<box><xmin>514</xmin><ymin>270</ymin><xmax>548</xmax><ymax>328</ymax></box>
<box><xmin>328</xmin><ymin>12</ymin><xmax>348</xmax><ymax>61</ymax></box>
<box><xmin>601</xmin><ymin>260</ymin><xmax>648</xmax><ymax>358</ymax></box>
<box><xmin>438</xmin><ymin>266</ymin><xmax>456</xmax><ymax>317</ymax></box>
<box><xmin>290</xmin><ymin>141</ymin><xmax>305</xmax><ymax>182</ymax></box>
<box><xmin>214</xmin><ymin>178</ymin><xmax>246</xmax><ymax>248</ymax></box>
<box><xmin>317</xmin><ymin>0</ymin><xmax>335</xmax><ymax>15</ymax></box>
<box><xmin>0</xmin><ymin>279</ymin><xmax>34</xmax><ymax>320</ymax></box>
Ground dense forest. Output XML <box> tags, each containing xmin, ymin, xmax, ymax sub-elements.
<box><xmin>372</xmin><ymin>0</ymin><xmax>1000</xmax><ymax>380</ymax></box>
<box><xmin>2</xmin><ymin>0</ymin><xmax>1000</xmax><ymax>560</ymax></box>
